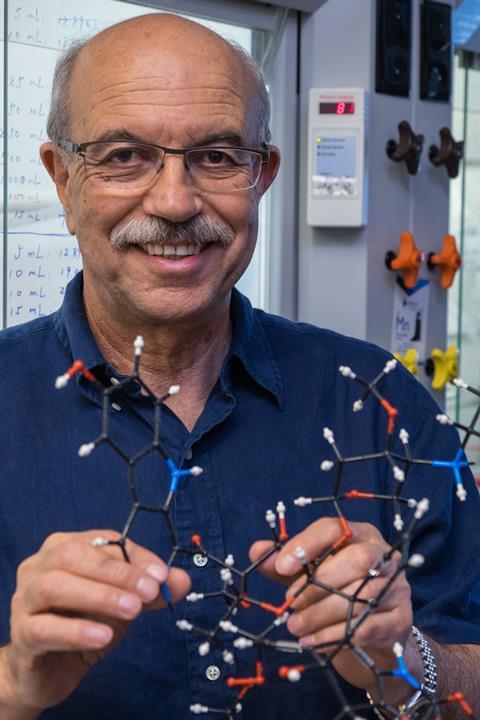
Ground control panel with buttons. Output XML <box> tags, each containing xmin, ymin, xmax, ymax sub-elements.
<box><xmin>307</xmin><ymin>87</ymin><xmax>368</xmax><ymax>227</ymax></box>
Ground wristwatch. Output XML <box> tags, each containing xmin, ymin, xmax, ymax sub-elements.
<box><xmin>367</xmin><ymin>626</ymin><xmax>437</xmax><ymax>719</ymax></box>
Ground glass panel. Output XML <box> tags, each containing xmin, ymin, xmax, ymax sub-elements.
<box><xmin>447</xmin><ymin>53</ymin><xmax>465</xmax><ymax>419</ymax></box>
<box><xmin>448</xmin><ymin>52</ymin><xmax>480</xmax><ymax>478</ymax></box>
<box><xmin>2</xmin><ymin>1</ymin><xmax>270</xmax><ymax>328</ymax></box>
<box><xmin>1</xmin><ymin>0</ymin><xmax>5</xmax><ymax>324</ymax></box>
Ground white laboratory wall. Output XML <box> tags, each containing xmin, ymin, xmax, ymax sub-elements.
<box><xmin>297</xmin><ymin>0</ymin><xmax>453</xmax><ymax>404</ymax></box>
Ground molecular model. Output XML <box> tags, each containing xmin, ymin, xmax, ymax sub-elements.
<box><xmin>56</xmin><ymin>339</ymin><xmax>479</xmax><ymax>720</ymax></box>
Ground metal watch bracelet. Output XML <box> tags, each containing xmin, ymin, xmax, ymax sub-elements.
<box><xmin>366</xmin><ymin>625</ymin><xmax>437</xmax><ymax>719</ymax></box>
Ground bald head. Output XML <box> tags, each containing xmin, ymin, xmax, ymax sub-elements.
<box><xmin>47</xmin><ymin>13</ymin><xmax>271</xmax><ymax>152</ymax></box>
<box><xmin>84</xmin><ymin>14</ymin><xmax>239</xmax><ymax>67</ymax></box>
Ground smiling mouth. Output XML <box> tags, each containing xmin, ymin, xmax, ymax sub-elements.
<box><xmin>142</xmin><ymin>243</ymin><xmax>203</xmax><ymax>258</ymax></box>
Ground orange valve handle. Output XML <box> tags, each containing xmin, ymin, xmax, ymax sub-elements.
<box><xmin>427</xmin><ymin>234</ymin><xmax>462</xmax><ymax>289</ymax></box>
<box><xmin>385</xmin><ymin>232</ymin><xmax>424</xmax><ymax>289</ymax></box>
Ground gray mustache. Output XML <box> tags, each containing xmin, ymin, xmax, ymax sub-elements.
<box><xmin>110</xmin><ymin>216</ymin><xmax>235</xmax><ymax>249</ymax></box>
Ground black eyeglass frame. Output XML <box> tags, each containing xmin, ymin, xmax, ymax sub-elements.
<box><xmin>58</xmin><ymin>138</ymin><xmax>271</xmax><ymax>191</ymax></box>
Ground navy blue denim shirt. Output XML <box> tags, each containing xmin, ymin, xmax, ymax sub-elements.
<box><xmin>1</xmin><ymin>272</ymin><xmax>480</xmax><ymax>720</ymax></box>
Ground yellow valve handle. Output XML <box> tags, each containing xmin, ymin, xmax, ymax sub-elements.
<box><xmin>394</xmin><ymin>348</ymin><xmax>419</xmax><ymax>377</ymax></box>
<box><xmin>428</xmin><ymin>345</ymin><xmax>458</xmax><ymax>390</ymax></box>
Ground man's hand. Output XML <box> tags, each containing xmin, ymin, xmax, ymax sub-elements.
<box><xmin>0</xmin><ymin>530</ymin><xmax>191</xmax><ymax>718</ymax></box>
<box><xmin>250</xmin><ymin>518</ymin><xmax>422</xmax><ymax>704</ymax></box>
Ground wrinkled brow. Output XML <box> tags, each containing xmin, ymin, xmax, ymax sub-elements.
<box><xmin>90</xmin><ymin>128</ymin><xmax>248</xmax><ymax>148</ymax></box>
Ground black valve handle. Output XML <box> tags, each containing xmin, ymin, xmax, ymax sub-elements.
<box><xmin>429</xmin><ymin>127</ymin><xmax>464</xmax><ymax>179</ymax></box>
<box><xmin>386</xmin><ymin>120</ymin><xmax>424</xmax><ymax>176</ymax></box>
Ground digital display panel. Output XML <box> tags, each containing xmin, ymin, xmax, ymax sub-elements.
<box><xmin>315</xmin><ymin>136</ymin><xmax>356</xmax><ymax>179</ymax></box>
<box><xmin>319</xmin><ymin>102</ymin><xmax>355</xmax><ymax>115</ymax></box>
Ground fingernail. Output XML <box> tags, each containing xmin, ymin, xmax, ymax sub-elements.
<box><xmin>137</xmin><ymin>576</ymin><xmax>159</xmax><ymax>601</ymax></box>
<box><xmin>276</xmin><ymin>553</ymin><xmax>297</xmax><ymax>575</ymax></box>
<box><xmin>288</xmin><ymin>614</ymin><xmax>303</xmax><ymax>633</ymax></box>
<box><xmin>87</xmin><ymin>626</ymin><xmax>113</xmax><ymax>645</ymax></box>
<box><xmin>299</xmin><ymin>634</ymin><xmax>316</xmax><ymax>647</ymax></box>
<box><xmin>118</xmin><ymin>594</ymin><xmax>142</xmax><ymax>615</ymax></box>
<box><xmin>146</xmin><ymin>563</ymin><xmax>168</xmax><ymax>583</ymax></box>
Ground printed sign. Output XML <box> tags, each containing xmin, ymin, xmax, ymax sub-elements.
<box><xmin>391</xmin><ymin>277</ymin><xmax>430</xmax><ymax>362</ymax></box>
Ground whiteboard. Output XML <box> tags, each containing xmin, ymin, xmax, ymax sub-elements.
<box><xmin>1</xmin><ymin>0</ymin><xmax>255</xmax><ymax>328</ymax></box>
<box><xmin>1</xmin><ymin>0</ymin><xmax>165</xmax><ymax>328</ymax></box>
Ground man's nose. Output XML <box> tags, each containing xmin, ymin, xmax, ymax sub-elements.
<box><xmin>141</xmin><ymin>154</ymin><xmax>203</xmax><ymax>222</ymax></box>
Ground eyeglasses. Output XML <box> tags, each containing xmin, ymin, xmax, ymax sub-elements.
<box><xmin>59</xmin><ymin>139</ymin><xmax>270</xmax><ymax>193</ymax></box>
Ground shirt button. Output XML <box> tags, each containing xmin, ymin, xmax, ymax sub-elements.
<box><xmin>205</xmin><ymin>665</ymin><xmax>221</xmax><ymax>681</ymax></box>
<box><xmin>185</xmin><ymin>449</ymin><xmax>192</xmax><ymax>460</ymax></box>
<box><xmin>193</xmin><ymin>553</ymin><xmax>208</xmax><ymax>568</ymax></box>
<box><xmin>111</xmin><ymin>402</ymin><xmax>122</xmax><ymax>412</ymax></box>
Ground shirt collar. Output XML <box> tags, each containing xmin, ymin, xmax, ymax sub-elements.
<box><xmin>54</xmin><ymin>273</ymin><xmax>284</xmax><ymax>406</ymax></box>
<box><xmin>54</xmin><ymin>271</ymin><xmax>106</xmax><ymax>372</ymax></box>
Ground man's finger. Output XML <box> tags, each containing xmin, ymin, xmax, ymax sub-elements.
<box><xmin>31</xmin><ymin>543</ymin><xmax>166</xmax><ymax>600</ymax></box>
<box><xmin>286</xmin><ymin>543</ymin><xmax>398</xmax><ymax>609</ymax></box>
<box><xmin>21</xmin><ymin>530</ymin><xmax>191</xmax><ymax>615</ymax></box>
<box><xmin>249</xmin><ymin>540</ymin><xmax>299</xmax><ymax>585</ymax></box>
<box><xmin>35</xmin><ymin>530</ymin><xmax>191</xmax><ymax>603</ymax></box>
<box><xmin>23</xmin><ymin>571</ymin><xmax>149</xmax><ymax>619</ymax></box>
<box><xmin>296</xmin><ymin>604</ymin><xmax>411</xmax><ymax>654</ymax></box>
<box><xmin>17</xmin><ymin>613</ymin><xmax>114</xmax><ymax>654</ymax></box>
<box><xmin>146</xmin><ymin>567</ymin><xmax>191</xmax><ymax>609</ymax></box>
<box><xmin>40</xmin><ymin>530</ymin><xmax>169</xmax><ymax>577</ymax></box>
<box><xmin>286</xmin><ymin>575</ymin><xmax>405</xmax><ymax>638</ymax></box>
<box><xmin>274</xmin><ymin>518</ymin><xmax>386</xmax><ymax>577</ymax></box>
<box><xmin>250</xmin><ymin>532</ymin><xmax>394</xmax><ymax>597</ymax></box>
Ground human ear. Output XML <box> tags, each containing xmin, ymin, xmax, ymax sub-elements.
<box><xmin>40</xmin><ymin>142</ymin><xmax>76</xmax><ymax>235</ymax></box>
<box><xmin>255</xmin><ymin>144</ymin><xmax>281</xmax><ymax>197</ymax></box>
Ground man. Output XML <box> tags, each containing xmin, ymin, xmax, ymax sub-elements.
<box><xmin>0</xmin><ymin>13</ymin><xmax>479</xmax><ymax>720</ymax></box>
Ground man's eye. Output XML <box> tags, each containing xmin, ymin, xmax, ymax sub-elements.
<box><xmin>201</xmin><ymin>150</ymin><xmax>235</xmax><ymax>166</ymax></box>
<box><xmin>106</xmin><ymin>147</ymin><xmax>143</xmax><ymax>164</ymax></box>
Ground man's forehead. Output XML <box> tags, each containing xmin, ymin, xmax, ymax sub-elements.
<box><xmin>73</xmin><ymin>15</ymin><xmax>247</xmax><ymax>91</ymax></box>
<box><xmin>81</xmin><ymin>71</ymin><xmax>248</xmax><ymax>106</ymax></box>
<box><xmin>70</xmin><ymin>61</ymin><xmax>253</xmax><ymax>143</ymax></box>
<box><xmin>65</xmin><ymin>14</ymin><xmax>259</xmax><ymax>143</ymax></box>
<box><xmin>69</xmin><ymin>81</ymin><xmax>251</xmax><ymax>142</ymax></box>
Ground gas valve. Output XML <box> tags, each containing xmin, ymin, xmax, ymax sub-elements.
<box><xmin>386</xmin><ymin>121</ymin><xmax>424</xmax><ymax>176</ymax></box>
<box><xmin>425</xmin><ymin>346</ymin><xmax>458</xmax><ymax>391</ymax></box>
<box><xmin>393</xmin><ymin>348</ymin><xmax>419</xmax><ymax>377</ymax></box>
<box><xmin>427</xmin><ymin>234</ymin><xmax>462</xmax><ymax>289</ymax></box>
<box><xmin>385</xmin><ymin>232</ymin><xmax>424</xmax><ymax>288</ymax></box>
<box><xmin>429</xmin><ymin>127</ymin><xmax>464</xmax><ymax>179</ymax></box>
